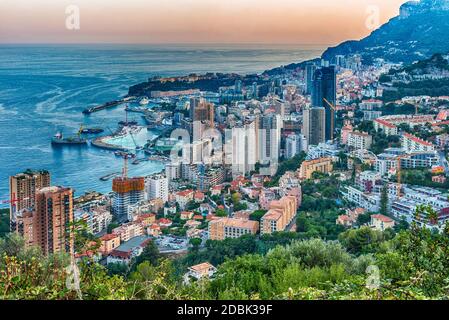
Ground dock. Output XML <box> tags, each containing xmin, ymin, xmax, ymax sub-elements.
<box><xmin>82</xmin><ymin>96</ymin><xmax>136</xmax><ymax>115</ymax></box>
<box><xmin>100</xmin><ymin>172</ymin><xmax>121</xmax><ymax>181</ymax></box>
<box><xmin>91</xmin><ymin>136</ymin><xmax>129</xmax><ymax>151</ymax></box>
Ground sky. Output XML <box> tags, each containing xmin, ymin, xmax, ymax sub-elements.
<box><xmin>0</xmin><ymin>0</ymin><xmax>408</xmax><ymax>45</ymax></box>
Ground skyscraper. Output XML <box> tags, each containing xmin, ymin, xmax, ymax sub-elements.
<box><xmin>311</xmin><ymin>66</ymin><xmax>337</xmax><ymax>141</ymax></box>
<box><xmin>305</xmin><ymin>63</ymin><xmax>317</xmax><ymax>95</ymax></box>
<box><xmin>229</xmin><ymin>120</ymin><xmax>258</xmax><ymax>178</ymax></box>
<box><xmin>259</xmin><ymin>114</ymin><xmax>281</xmax><ymax>175</ymax></box>
<box><xmin>303</xmin><ymin>107</ymin><xmax>326</xmax><ymax>146</ymax></box>
<box><xmin>235</xmin><ymin>79</ymin><xmax>243</xmax><ymax>94</ymax></box>
<box><xmin>9</xmin><ymin>170</ymin><xmax>50</xmax><ymax>230</ymax></box>
<box><xmin>19</xmin><ymin>186</ymin><xmax>74</xmax><ymax>255</ymax></box>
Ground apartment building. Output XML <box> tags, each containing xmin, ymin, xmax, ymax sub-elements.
<box><xmin>370</xmin><ymin>214</ymin><xmax>395</xmax><ymax>231</ymax></box>
<box><xmin>298</xmin><ymin>157</ymin><xmax>333</xmax><ymax>180</ymax></box>
<box><xmin>9</xmin><ymin>170</ymin><xmax>50</xmax><ymax>229</ymax></box>
<box><xmin>112</xmin><ymin>177</ymin><xmax>145</xmax><ymax>217</ymax></box>
<box><xmin>373</xmin><ymin>119</ymin><xmax>398</xmax><ymax>136</ymax></box>
<box><xmin>99</xmin><ymin>233</ymin><xmax>121</xmax><ymax>255</ymax></box>
<box><xmin>208</xmin><ymin>218</ymin><xmax>259</xmax><ymax>240</ymax></box>
<box><xmin>146</xmin><ymin>174</ymin><xmax>169</xmax><ymax>202</ymax></box>
<box><xmin>391</xmin><ymin>186</ymin><xmax>449</xmax><ymax>230</ymax></box>
<box><xmin>347</xmin><ymin>131</ymin><xmax>373</xmax><ymax>150</ymax></box>
<box><xmin>341</xmin><ymin>185</ymin><xmax>381</xmax><ymax>213</ymax></box>
<box><xmin>402</xmin><ymin>133</ymin><xmax>435</xmax><ymax>153</ymax></box>
<box><xmin>260</xmin><ymin>196</ymin><xmax>298</xmax><ymax>235</ymax></box>
<box><xmin>39</xmin><ymin>186</ymin><xmax>74</xmax><ymax>255</ymax></box>
<box><xmin>112</xmin><ymin>222</ymin><xmax>144</xmax><ymax>243</ymax></box>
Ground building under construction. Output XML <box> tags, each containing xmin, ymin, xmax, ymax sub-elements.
<box><xmin>112</xmin><ymin>177</ymin><xmax>145</xmax><ymax>218</ymax></box>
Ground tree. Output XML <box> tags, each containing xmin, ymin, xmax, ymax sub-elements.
<box><xmin>356</xmin><ymin>212</ymin><xmax>371</xmax><ymax>226</ymax></box>
<box><xmin>415</xmin><ymin>204</ymin><xmax>439</xmax><ymax>225</ymax></box>
<box><xmin>107</xmin><ymin>222</ymin><xmax>120</xmax><ymax>234</ymax></box>
<box><xmin>231</xmin><ymin>193</ymin><xmax>241</xmax><ymax>206</ymax></box>
<box><xmin>215</xmin><ymin>208</ymin><xmax>227</xmax><ymax>217</ymax></box>
<box><xmin>135</xmin><ymin>241</ymin><xmax>160</xmax><ymax>267</ymax></box>
<box><xmin>189</xmin><ymin>238</ymin><xmax>202</xmax><ymax>250</ymax></box>
<box><xmin>338</xmin><ymin>226</ymin><xmax>392</xmax><ymax>255</ymax></box>
<box><xmin>380</xmin><ymin>185</ymin><xmax>389</xmax><ymax>216</ymax></box>
<box><xmin>250</xmin><ymin>210</ymin><xmax>267</xmax><ymax>222</ymax></box>
<box><xmin>0</xmin><ymin>209</ymin><xmax>10</xmax><ymax>238</ymax></box>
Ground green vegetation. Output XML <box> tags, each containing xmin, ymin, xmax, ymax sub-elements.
<box><xmin>379</xmin><ymin>54</ymin><xmax>449</xmax><ymax>101</ymax></box>
<box><xmin>295</xmin><ymin>174</ymin><xmax>346</xmax><ymax>240</ymax></box>
<box><xmin>381</xmin><ymin>103</ymin><xmax>416</xmax><ymax>116</ymax></box>
<box><xmin>371</xmin><ymin>132</ymin><xmax>401</xmax><ymax>155</ymax></box>
<box><xmin>215</xmin><ymin>208</ymin><xmax>227</xmax><ymax>217</ymax></box>
<box><xmin>355</xmin><ymin>121</ymin><xmax>401</xmax><ymax>154</ymax></box>
<box><xmin>383</xmin><ymin>78</ymin><xmax>449</xmax><ymax>102</ymax></box>
<box><xmin>107</xmin><ymin>222</ymin><xmax>120</xmax><ymax>234</ymax></box>
<box><xmin>338</xmin><ymin>226</ymin><xmax>395</xmax><ymax>255</ymax></box>
<box><xmin>296</xmin><ymin>210</ymin><xmax>345</xmax><ymax>240</ymax></box>
<box><xmin>380</xmin><ymin>185</ymin><xmax>389</xmax><ymax>216</ymax></box>
<box><xmin>0</xmin><ymin>209</ymin><xmax>10</xmax><ymax>238</ymax></box>
<box><xmin>250</xmin><ymin>210</ymin><xmax>267</xmax><ymax>222</ymax></box>
<box><xmin>265</xmin><ymin>152</ymin><xmax>306</xmax><ymax>187</ymax></box>
<box><xmin>3</xmin><ymin>224</ymin><xmax>449</xmax><ymax>299</ymax></box>
<box><xmin>399</xmin><ymin>168</ymin><xmax>449</xmax><ymax>189</ymax></box>
<box><xmin>193</xmin><ymin>225</ymin><xmax>449</xmax><ymax>299</ymax></box>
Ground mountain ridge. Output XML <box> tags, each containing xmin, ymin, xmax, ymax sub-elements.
<box><xmin>321</xmin><ymin>0</ymin><xmax>449</xmax><ymax>65</ymax></box>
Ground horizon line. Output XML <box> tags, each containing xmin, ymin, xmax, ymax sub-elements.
<box><xmin>0</xmin><ymin>41</ymin><xmax>334</xmax><ymax>47</ymax></box>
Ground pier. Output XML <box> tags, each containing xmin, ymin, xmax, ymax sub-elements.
<box><xmin>100</xmin><ymin>172</ymin><xmax>121</xmax><ymax>181</ymax></box>
<box><xmin>82</xmin><ymin>96</ymin><xmax>136</xmax><ymax>114</ymax></box>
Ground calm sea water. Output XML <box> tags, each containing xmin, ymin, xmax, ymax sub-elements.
<box><xmin>0</xmin><ymin>44</ymin><xmax>324</xmax><ymax>204</ymax></box>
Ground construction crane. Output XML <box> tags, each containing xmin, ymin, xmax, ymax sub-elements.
<box><xmin>105</xmin><ymin>125</ymin><xmax>140</xmax><ymax>179</ymax></box>
<box><xmin>323</xmin><ymin>97</ymin><xmax>337</xmax><ymax>112</ymax></box>
<box><xmin>413</xmin><ymin>103</ymin><xmax>419</xmax><ymax>115</ymax></box>
<box><xmin>0</xmin><ymin>193</ymin><xmax>29</xmax><ymax>207</ymax></box>
<box><xmin>396</xmin><ymin>153</ymin><xmax>419</xmax><ymax>198</ymax></box>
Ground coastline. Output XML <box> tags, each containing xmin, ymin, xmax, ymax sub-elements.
<box><xmin>0</xmin><ymin>44</ymin><xmax>324</xmax><ymax>202</ymax></box>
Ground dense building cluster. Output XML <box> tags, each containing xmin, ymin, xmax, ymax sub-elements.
<box><xmin>7</xmin><ymin>49</ymin><xmax>449</xmax><ymax>273</ymax></box>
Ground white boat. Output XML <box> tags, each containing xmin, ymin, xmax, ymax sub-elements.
<box><xmin>139</xmin><ymin>97</ymin><xmax>150</xmax><ymax>105</ymax></box>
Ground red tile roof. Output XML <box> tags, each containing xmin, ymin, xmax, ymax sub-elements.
<box><xmin>403</xmin><ymin>133</ymin><xmax>434</xmax><ymax>147</ymax></box>
<box><xmin>371</xmin><ymin>214</ymin><xmax>393</xmax><ymax>223</ymax></box>
<box><xmin>374</xmin><ymin>118</ymin><xmax>396</xmax><ymax>129</ymax></box>
<box><xmin>100</xmin><ymin>234</ymin><xmax>119</xmax><ymax>241</ymax></box>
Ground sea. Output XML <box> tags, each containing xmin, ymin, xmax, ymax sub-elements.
<box><xmin>0</xmin><ymin>44</ymin><xmax>324</xmax><ymax>205</ymax></box>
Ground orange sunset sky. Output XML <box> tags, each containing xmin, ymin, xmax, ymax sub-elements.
<box><xmin>0</xmin><ymin>0</ymin><xmax>408</xmax><ymax>44</ymax></box>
